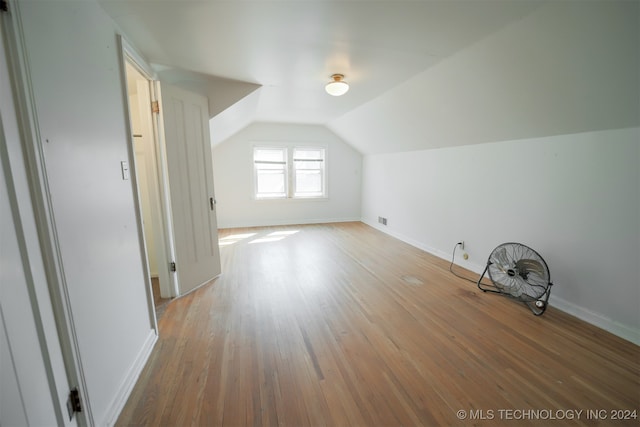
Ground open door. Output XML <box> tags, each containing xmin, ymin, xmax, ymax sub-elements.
<box><xmin>1</xmin><ymin>17</ymin><xmax>79</xmax><ymax>426</ymax></box>
<box><xmin>158</xmin><ymin>82</ymin><xmax>222</xmax><ymax>295</ymax></box>
<box><xmin>124</xmin><ymin>58</ymin><xmax>175</xmax><ymax>315</ymax></box>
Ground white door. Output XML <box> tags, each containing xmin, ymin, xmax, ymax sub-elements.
<box><xmin>0</xmin><ymin>20</ymin><xmax>78</xmax><ymax>426</ymax></box>
<box><xmin>160</xmin><ymin>83</ymin><xmax>221</xmax><ymax>295</ymax></box>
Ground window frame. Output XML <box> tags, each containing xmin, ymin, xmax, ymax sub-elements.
<box><xmin>252</xmin><ymin>144</ymin><xmax>328</xmax><ymax>200</ymax></box>
<box><xmin>292</xmin><ymin>147</ymin><xmax>326</xmax><ymax>199</ymax></box>
<box><xmin>253</xmin><ymin>146</ymin><xmax>289</xmax><ymax>199</ymax></box>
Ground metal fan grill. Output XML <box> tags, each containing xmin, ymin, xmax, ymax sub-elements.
<box><xmin>477</xmin><ymin>242</ymin><xmax>553</xmax><ymax>315</ymax></box>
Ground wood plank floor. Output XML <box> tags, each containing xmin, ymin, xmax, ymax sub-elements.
<box><xmin>151</xmin><ymin>277</ymin><xmax>172</xmax><ymax>320</ymax></box>
<box><xmin>116</xmin><ymin>222</ymin><xmax>639</xmax><ymax>426</ymax></box>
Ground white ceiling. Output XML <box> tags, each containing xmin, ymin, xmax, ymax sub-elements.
<box><xmin>99</xmin><ymin>0</ymin><xmax>543</xmax><ymax>147</ymax></box>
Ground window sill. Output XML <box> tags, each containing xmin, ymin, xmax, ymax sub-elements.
<box><xmin>254</xmin><ymin>196</ymin><xmax>329</xmax><ymax>202</ymax></box>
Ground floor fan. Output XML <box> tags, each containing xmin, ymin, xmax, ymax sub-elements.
<box><xmin>477</xmin><ymin>242</ymin><xmax>553</xmax><ymax>315</ymax></box>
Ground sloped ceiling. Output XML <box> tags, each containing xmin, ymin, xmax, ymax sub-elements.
<box><xmin>99</xmin><ymin>0</ymin><xmax>638</xmax><ymax>154</ymax></box>
<box><xmin>329</xmin><ymin>0</ymin><xmax>640</xmax><ymax>154</ymax></box>
<box><xmin>98</xmin><ymin>0</ymin><xmax>542</xmax><ymax>149</ymax></box>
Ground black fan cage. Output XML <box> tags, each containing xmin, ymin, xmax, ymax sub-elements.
<box><xmin>477</xmin><ymin>242</ymin><xmax>553</xmax><ymax>315</ymax></box>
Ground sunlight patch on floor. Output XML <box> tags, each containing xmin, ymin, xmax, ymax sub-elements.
<box><xmin>248</xmin><ymin>229</ymin><xmax>300</xmax><ymax>244</ymax></box>
<box><xmin>219</xmin><ymin>233</ymin><xmax>257</xmax><ymax>247</ymax></box>
<box><xmin>268</xmin><ymin>230</ymin><xmax>300</xmax><ymax>236</ymax></box>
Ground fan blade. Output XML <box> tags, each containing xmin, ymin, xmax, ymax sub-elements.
<box><xmin>515</xmin><ymin>259</ymin><xmax>545</xmax><ymax>278</ymax></box>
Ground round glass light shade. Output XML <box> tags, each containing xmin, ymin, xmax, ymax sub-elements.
<box><xmin>325</xmin><ymin>75</ymin><xmax>349</xmax><ymax>96</ymax></box>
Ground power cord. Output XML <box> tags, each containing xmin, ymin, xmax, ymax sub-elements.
<box><xmin>449</xmin><ymin>242</ymin><xmax>479</xmax><ymax>284</ymax></box>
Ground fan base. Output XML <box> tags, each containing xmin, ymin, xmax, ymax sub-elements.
<box><xmin>476</xmin><ymin>246</ymin><xmax>553</xmax><ymax>317</ymax></box>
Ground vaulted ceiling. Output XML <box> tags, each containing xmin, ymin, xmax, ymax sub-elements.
<box><xmin>99</xmin><ymin>1</ymin><xmax>639</xmax><ymax>154</ymax></box>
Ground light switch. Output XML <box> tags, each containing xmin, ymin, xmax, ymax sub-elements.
<box><xmin>121</xmin><ymin>161</ymin><xmax>130</xmax><ymax>180</ymax></box>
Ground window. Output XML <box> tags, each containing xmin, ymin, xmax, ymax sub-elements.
<box><xmin>254</xmin><ymin>146</ymin><xmax>326</xmax><ymax>199</ymax></box>
<box><xmin>293</xmin><ymin>148</ymin><xmax>325</xmax><ymax>197</ymax></box>
<box><xmin>253</xmin><ymin>147</ymin><xmax>287</xmax><ymax>198</ymax></box>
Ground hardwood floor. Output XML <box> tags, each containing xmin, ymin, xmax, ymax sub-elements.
<box><xmin>117</xmin><ymin>222</ymin><xmax>639</xmax><ymax>426</ymax></box>
<box><xmin>151</xmin><ymin>277</ymin><xmax>172</xmax><ymax>320</ymax></box>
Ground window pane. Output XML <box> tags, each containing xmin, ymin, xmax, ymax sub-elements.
<box><xmin>257</xmin><ymin>162</ymin><xmax>285</xmax><ymax>170</ymax></box>
<box><xmin>254</xmin><ymin>147</ymin><xmax>287</xmax><ymax>198</ymax></box>
<box><xmin>293</xmin><ymin>148</ymin><xmax>325</xmax><ymax>197</ymax></box>
<box><xmin>295</xmin><ymin>170</ymin><xmax>322</xmax><ymax>196</ymax></box>
<box><xmin>294</xmin><ymin>149</ymin><xmax>324</xmax><ymax>171</ymax></box>
<box><xmin>255</xmin><ymin>148</ymin><xmax>285</xmax><ymax>162</ymax></box>
<box><xmin>256</xmin><ymin>170</ymin><xmax>285</xmax><ymax>198</ymax></box>
<box><xmin>294</xmin><ymin>160</ymin><xmax>322</xmax><ymax>170</ymax></box>
<box><xmin>293</xmin><ymin>148</ymin><xmax>323</xmax><ymax>160</ymax></box>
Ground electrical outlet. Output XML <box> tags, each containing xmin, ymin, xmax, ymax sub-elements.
<box><xmin>458</xmin><ymin>241</ymin><xmax>464</xmax><ymax>250</ymax></box>
<box><xmin>378</xmin><ymin>216</ymin><xmax>388</xmax><ymax>226</ymax></box>
<box><xmin>463</xmin><ymin>252</ymin><xmax>469</xmax><ymax>260</ymax></box>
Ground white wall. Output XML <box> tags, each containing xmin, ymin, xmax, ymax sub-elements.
<box><xmin>362</xmin><ymin>127</ymin><xmax>640</xmax><ymax>344</ymax></box>
<box><xmin>17</xmin><ymin>0</ymin><xmax>156</xmax><ymax>424</ymax></box>
<box><xmin>327</xmin><ymin>0</ymin><xmax>639</xmax><ymax>344</ymax></box>
<box><xmin>212</xmin><ymin>122</ymin><xmax>362</xmax><ymax>228</ymax></box>
<box><xmin>329</xmin><ymin>0</ymin><xmax>639</xmax><ymax>154</ymax></box>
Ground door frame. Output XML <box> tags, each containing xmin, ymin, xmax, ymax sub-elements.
<box><xmin>118</xmin><ymin>36</ymin><xmax>178</xmax><ymax>304</ymax></box>
<box><xmin>119</xmin><ymin>35</ymin><xmax>179</xmax><ymax>301</ymax></box>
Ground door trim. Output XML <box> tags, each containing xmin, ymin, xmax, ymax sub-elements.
<box><xmin>117</xmin><ymin>36</ymin><xmax>161</xmax><ymax>331</ymax></box>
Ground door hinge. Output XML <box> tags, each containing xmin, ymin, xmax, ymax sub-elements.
<box><xmin>170</xmin><ymin>261</ymin><xmax>176</xmax><ymax>272</ymax></box>
<box><xmin>66</xmin><ymin>388</ymin><xmax>82</xmax><ymax>420</ymax></box>
<box><xmin>1</xmin><ymin>0</ymin><xmax>9</xmax><ymax>13</ymax></box>
<box><xmin>151</xmin><ymin>100</ymin><xmax>160</xmax><ymax>114</ymax></box>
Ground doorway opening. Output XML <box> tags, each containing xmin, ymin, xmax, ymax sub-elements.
<box><xmin>124</xmin><ymin>60</ymin><xmax>173</xmax><ymax>319</ymax></box>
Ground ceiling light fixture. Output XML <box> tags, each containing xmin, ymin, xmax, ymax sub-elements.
<box><xmin>325</xmin><ymin>74</ymin><xmax>349</xmax><ymax>96</ymax></box>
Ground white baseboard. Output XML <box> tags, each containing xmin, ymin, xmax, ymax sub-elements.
<box><xmin>104</xmin><ymin>330</ymin><xmax>157</xmax><ymax>426</ymax></box>
<box><xmin>550</xmin><ymin>295</ymin><xmax>640</xmax><ymax>346</ymax></box>
<box><xmin>361</xmin><ymin>218</ymin><xmax>640</xmax><ymax>346</ymax></box>
<box><xmin>361</xmin><ymin>219</ymin><xmax>486</xmax><ymax>273</ymax></box>
<box><xmin>218</xmin><ymin>217</ymin><xmax>362</xmax><ymax>229</ymax></box>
